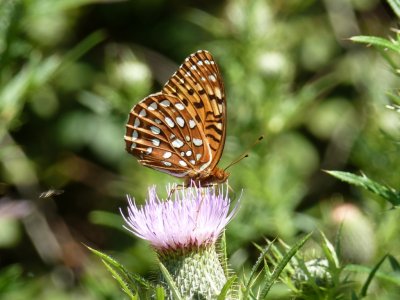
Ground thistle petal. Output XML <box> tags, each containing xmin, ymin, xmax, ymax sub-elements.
<box><xmin>121</xmin><ymin>183</ymin><xmax>238</xmax><ymax>252</ymax></box>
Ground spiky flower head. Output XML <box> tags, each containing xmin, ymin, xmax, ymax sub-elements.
<box><xmin>121</xmin><ymin>183</ymin><xmax>238</xmax><ymax>253</ymax></box>
<box><xmin>120</xmin><ymin>183</ymin><xmax>238</xmax><ymax>299</ymax></box>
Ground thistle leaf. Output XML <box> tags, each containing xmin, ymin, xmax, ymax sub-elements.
<box><xmin>85</xmin><ymin>245</ymin><xmax>151</xmax><ymax>289</ymax></box>
<box><xmin>243</xmin><ymin>240</ymin><xmax>275</xmax><ymax>296</ymax></box>
<box><xmin>350</xmin><ymin>36</ymin><xmax>400</xmax><ymax>53</ymax></box>
<box><xmin>259</xmin><ymin>232</ymin><xmax>312</xmax><ymax>298</ymax></box>
<box><xmin>158</xmin><ymin>261</ymin><xmax>183</xmax><ymax>300</ymax></box>
<box><xmin>217</xmin><ymin>275</ymin><xmax>237</xmax><ymax>300</ymax></box>
<box><xmin>320</xmin><ymin>231</ymin><xmax>340</xmax><ymax>269</ymax></box>
<box><xmin>218</xmin><ymin>231</ymin><xmax>229</xmax><ymax>277</ymax></box>
<box><xmin>102</xmin><ymin>259</ymin><xmax>137</xmax><ymax>299</ymax></box>
<box><xmin>325</xmin><ymin>170</ymin><xmax>400</xmax><ymax>206</ymax></box>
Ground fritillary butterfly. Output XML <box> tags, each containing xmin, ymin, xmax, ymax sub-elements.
<box><xmin>124</xmin><ymin>50</ymin><xmax>229</xmax><ymax>186</ymax></box>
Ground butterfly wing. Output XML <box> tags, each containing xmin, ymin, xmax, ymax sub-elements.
<box><xmin>162</xmin><ymin>50</ymin><xmax>226</xmax><ymax>172</ymax></box>
<box><xmin>125</xmin><ymin>93</ymin><xmax>214</xmax><ymax>178</ymax></box>
<box><xmin>125</xmin><ymin>50</ymin><xmax>227</xmax><ymax>179</ymax></box>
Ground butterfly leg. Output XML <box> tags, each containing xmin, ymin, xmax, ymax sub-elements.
<box><xmin>166</xmin><ymin>183</ymin><xmax>186</xmax><ymax>199</ymax></box>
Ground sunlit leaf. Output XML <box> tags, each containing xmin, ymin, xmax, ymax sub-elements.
<box><xmin>326</xmin><ymin>170</ymin><xmax>400</xmax><ymax>206</ymax></box>
<box><xmin>350</xmin><ymin>36</ymin><xmax>400</xmax><ymax>53</ymax></box>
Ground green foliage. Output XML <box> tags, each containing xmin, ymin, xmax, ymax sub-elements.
<box><xmin>111</xmin><ymin>231</ymin><xmax>397</xmax><ymax>299</ymax></box>
<box><xmin>350</xmin><ymin>36</ymin><xmax>400</xmax><ymax>54</ymax></box>
<box><xmin>242</xmin><ymin>239</ymin><xmax>275</xmax><ymax>298</ymax></box>
<box><xmin>0</xmin><ymin>265</ymin><xmax>23</xmax><ymax>294</ymax></box>
<box><xmin>158</xmin><ymin>262</ymin><xmax>183</xmax><ymax>300</ymax></box>
<box><xmin>326</xmin><ymin>171</ymin><xmax>400</xmax><ymax>207</ymax></box>
<box><xmin>86</xmin><ymin>245</ymin><xmax>153</xmax><ymax>299</ymax></box>
<box><xmin>217</xmin><ymin>276</ymin><xmax>237</xmax><ymax>300</ymax></box>
<box><xmin>258</xmin><ymin>233</ymin><xmax>312</xmax><ymax>298</ymax></box>
<box><xmin>387</xmin><ymin>0</ymin><xmax>400</xmax><ymax>18</ymax></box>
<box><xmin>327</xmin><ymin>0</ymin><xmax>400</xmax><ymax>211</ymax></box>
<box><xmin>346</xmin><ymin>255</ymin><xmax>400</xmax><ymax>299</ymax></box>
<box><xmin>1</xmin><ymin>0</ymin><xmax>400</xmax><ymax>298</ymax></box>
<box><xmin>90</xmin><ymin>233</ymin><xmax>314</xmax><ymax>299</ymax></box>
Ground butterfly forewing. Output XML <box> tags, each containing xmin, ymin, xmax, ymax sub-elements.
<box><xmin>162</xmin><ymin>51</ymin><xmax>226</xmax><ymax>171</ymax></box>
<box><xmin>125</xmin><ymin>93</ymin><xmax>213</xmax><ymax>178</ymax></box>
<box><xmin>125</xmin><ymin>50</ymin><xmax>228</xmax><ymax>184</ymax></box>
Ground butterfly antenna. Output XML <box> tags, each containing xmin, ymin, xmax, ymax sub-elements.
<box><xmin>224</xmin><ymin>135</ymin><xmax>264</xmax><ymax>171</ymax></box>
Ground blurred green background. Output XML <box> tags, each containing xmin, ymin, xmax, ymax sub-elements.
<box><xmin>1</xmin><ymin>0</ymin><xmax>400</xmax><ymax>298</ymax></box>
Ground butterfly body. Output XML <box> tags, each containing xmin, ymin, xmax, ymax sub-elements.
<box><xmin>125</xmin><ymin>50</ymin><xmax>228</xmax><ymax>186</ymax></box>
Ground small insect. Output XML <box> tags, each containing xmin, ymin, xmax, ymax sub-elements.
<box><xmin>39</xmin><ymin>189</ymin><xmax>64</xmax><ymax>199</ymax></box>
<box><xmin>124</xmin><ymin>50</ymin><xmax>229</xmax><ymax>186</ymax></box>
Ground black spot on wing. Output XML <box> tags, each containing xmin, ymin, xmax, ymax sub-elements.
<box><xmin>206</xmin><ymin>133</ymin><xmax>219</xmax><ymax>142</ymax></box>
<box><xmin>194</xmin><ymin>101</ymin><xmax>204</xmax><ymax>108</ymax></box>
<box><xmin>205</xmin><ymin>124</ymin><xmax>223</xmax><ymax>135</ymax></box>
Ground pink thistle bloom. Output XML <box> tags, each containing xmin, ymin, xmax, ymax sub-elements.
<box><xmin>120</xmin><ymin>183</ymin><xmax>238</xmax><ymax>252</ymax></box>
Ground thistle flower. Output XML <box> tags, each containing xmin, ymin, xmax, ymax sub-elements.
<box><xmin>121</xmin><ymin>183</ymin><xmax>239</xmax><ymax>299</ymax></box>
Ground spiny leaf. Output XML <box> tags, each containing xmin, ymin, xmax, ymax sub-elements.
<box><xmin>320</xmin><ymin>231</ymin><xmax>339</xmax><ymax>269</ymax></box>
<box><xmin>244</xmin><ymin>240</ymin><xmax>275</xmax><ymax>295</ymax></box>
<box><xmin>102</xmin><ymin>259</ymin><xmax>136</xmax><ymax>299</ymax></box>
<box><xmin>217</xmin><ymin>275</ymin><xmax>237</xmax><ymax>300</ymax></box>
<box><xmin>218</xmin><ymin>231</ymin><xmax>229</xmax><ymax>277</ymax></box>
<box><xmin>85</xmin><ymin>245</ymin><xmax>151</xmax><ymax>288</ymax></box>
<box><xmin>350</xmin><ymin>36</ymin><xmax>400</xmax><ymax>53</ymax></box>
<box><xmin>325</xmin><ymin>170</ymin><xmax>400</xmax><ymax>206</ymax></box>
<box><xmin>259</xmin><ymin>232</ymin><xmax>312</xmax><ymax>299</ymax></box>
<box><xmin>158</xmin><ymin>261</ymin><xmax>183</xmax><ymax>300</ymax></box>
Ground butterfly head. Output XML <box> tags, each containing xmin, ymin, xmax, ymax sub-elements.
<box><xmin>187</xmin><ymin>167</ymin><xmax>229</xmax><ymax>187</ymax></box>
<box><xmin>213</xmin><ymin>167</ymin><xmax>230</xmax><ymax>183</ymax></box>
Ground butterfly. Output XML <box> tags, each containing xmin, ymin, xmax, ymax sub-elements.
<box><xmin>124</xmin><ymin>50</ymin><xmax>229</xmax><ymax>186</ymax></box>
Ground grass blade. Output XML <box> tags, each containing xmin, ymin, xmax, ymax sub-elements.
<box><xmin>388</xmin><ymin>255</ymin><xmax>400</xmax><ymax>272</ymax></box>
<box><xmin>359</xmin><ymin>255</ymin><xmax>388</xmax><ymax>297</ymax></box>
